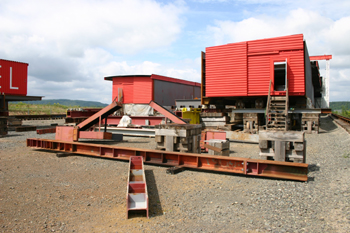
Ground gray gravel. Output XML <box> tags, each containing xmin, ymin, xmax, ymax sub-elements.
<box><xmin>0</xmin><ymin>116</ymin><xmax>350</xmax><ymax>232</ymax></box>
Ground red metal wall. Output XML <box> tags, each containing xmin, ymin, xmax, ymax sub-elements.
<box><xmin>112</xmin><ymin>76</ymin><xmax>152</xmax><ymax>104</ymax></box>
<box><xmin>0</xmin><ymin>59</ymin><xmax>28</xmax><ymax>95</ymax></box>
<box><xmin>205</xmin><ymin>34</ymin><xmax>306</xmax><ymax>97</ymax></box>
<box><xmin>206</xmin><ymin>42</ymin><xmax>247</xmax><ymax>97</ymax></box>
<box><xmin>132</xmin><ymin>77</ymin><xmax>153</xmax><ymax>103</ymax></box>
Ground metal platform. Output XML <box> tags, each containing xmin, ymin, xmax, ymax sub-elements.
<box><xmin>27</xmin><ymin>138</ymin><xmax>308</xmax><ymax>181</ymax></box>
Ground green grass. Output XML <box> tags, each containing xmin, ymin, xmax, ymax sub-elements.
<box><xmin>9</xmin><ymin>102</ymin><xmax>79</xmax><ymax>115</ymax></box>
<box><xmin>333</xmin><ymin>107</ymin><xmax>350</xmax><ymax>118</ymax></box>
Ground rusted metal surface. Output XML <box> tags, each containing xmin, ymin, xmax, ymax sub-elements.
<box><xmin>66</xmin><ymin>108</ymin><xmax>101</xmax><ymax>118</ymax></box>
<box><xmin>26</xmin><ymin>138</ymin><xmax>308</xmax><ymax>181</ymax></box>
<box><xmin>331</xmin><ymin>113</ymin><xmax>350</xmax><ymax>134</ymax></box>
<box><xmin>149</xmin><ymin>101</ymin><xmax>186</xmax><ymax>124</ymax></box>
<box><xmin>0</xmin><ymin>59</ymin><xmax>28</xmax><ymax>96</ymax></box>
<box><xmin>36</xmin><ymin>127</ymin><xmax>56</xmax><ymax>134</ymax></box>
<box><xmin>55</xmin><ymin>126</ymin><xmax>112</xmax><ymax>141</ymax></box>
<box><xmin>127</xmin><ymin>156</ymin><xmax>149</xmax><ymax>219</ymax></box>
<box><xmin>11</xmin><ymin>114</ymin><xmax>66</xmax><ymax>120</ymax></box>
<box><xmin>77</xmin><ymin>101</ymin><xmax>122</xmax><ymax>131</ymax></box>
<box><xmin>15</xmin><ymin>126</ymin><xmax>36</xmax><ymax>132</ymax></box>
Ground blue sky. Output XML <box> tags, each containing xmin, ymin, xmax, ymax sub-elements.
<box><xmin>1</xmin><ymin>0</ymin><xmax>350</xmax><ymax>103</ymax></box>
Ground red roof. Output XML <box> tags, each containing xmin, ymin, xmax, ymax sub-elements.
<box><xmin>104</xmin><ymin>74</ymin><xmax>201</xmax><ymax>87</ymax></box>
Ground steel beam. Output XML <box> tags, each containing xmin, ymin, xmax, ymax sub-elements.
<box><xmin>127</xmin><ymin>156</ymin><xmax>149</xmax><ymax>218</ymax></box>
<box><xmin>26</xmin><ymin>138</ymin><xmax>308</xmax><ymax>181</ymax></box>
<box><xmin>149</xmin><ymin>100</ymin><xmax>187</xmax><ymax>124</ymax></box>
<box><xmin>36</xmin><ymin>127</ymin><xmax>56</xmax><ymax>134</ymax></box>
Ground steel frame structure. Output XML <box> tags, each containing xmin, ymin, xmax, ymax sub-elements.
<box><xmin>127</xmin><ymin>156</ymin><xmax>149</xmax><ymax>218</ymax></box>
<box><xmin>27</xmin><ymin>138</ymin><xmax>308</xmax><ymax>181</ymax></box>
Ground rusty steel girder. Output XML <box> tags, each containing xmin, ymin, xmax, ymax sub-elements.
<box><xmin>26</xmin><ymin>138</ymin><xmax>308</xmax><ymax>181</ymax></box>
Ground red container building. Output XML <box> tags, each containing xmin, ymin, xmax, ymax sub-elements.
<box><xmin>202</xmin><ymin>34</ymin><xmax>316</xmax><ymax>107</ymax></box>
<box><xmin>105</xmin><ymin>74</ymin><xmax>201</xmax><ymax>107</ymax></box>
<box><xmin>0</xmin><ymin>59</ymin><xmax>28</xmax><ymax>96</ymax></box>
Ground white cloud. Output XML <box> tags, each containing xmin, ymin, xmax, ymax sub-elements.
<box><xmin>1</xmin><ymin>0</ymin><xmax>187</xmax><ymax>103</ymax></box>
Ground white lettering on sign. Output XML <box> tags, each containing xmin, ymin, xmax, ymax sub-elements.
<box><xmin>10</xmin><ymin>67</ymin><xmax>19</xmax><ymax>90</ymax></box>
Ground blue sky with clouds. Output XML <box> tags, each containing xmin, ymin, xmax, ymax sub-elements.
<box><xmin>1</xmin><ymin>0</ymin><xmax>350</xmax><ymax>103</ymax></box>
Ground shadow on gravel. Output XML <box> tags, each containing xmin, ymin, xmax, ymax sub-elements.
<box><xmin>308</xmin><ymin>163</ymin><xmax>320</xmax><ymax>172</ymax></box>
<box><xmin>307</xmin><ymin>164</ymin><xmax>320</xmax><ymax>182</ymax></box>
<box><xmin>1</xmin><ymin>134</ymin><xmax>24</xmax><ymax>138</ymax></box>
<box><xmin>320</xmin><ymin>116</ymin><xmax>338</xmax><ymax>132</ymax></box>
<box><xmin>145</xmin><ymin>170</ymin><xmax>163</xmax><ymax>218</ymax></box>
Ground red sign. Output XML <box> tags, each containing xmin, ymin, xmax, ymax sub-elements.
<box><xmin>0</xmin><ymin>59</ymin><xmax>28</xmax><ymax>96</ymax></box>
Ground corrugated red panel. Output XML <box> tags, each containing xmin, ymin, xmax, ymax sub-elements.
<box><xmin>133</xmin><ymin>77</ymin><xmax>152</xmax><ymax>104</ymax></box>
<box><xmin>0</xmin><ymin>59</ymin><xmax>28</xmax><ymax>95</ymax></box>
<box><xmin>205</xmin><ymin>42</ymin><xmax>248</xmax><ymax>97</ymax></box>
<box><xmin>112</xmin><ymin>77</ymin><xmax>134</xmax><ymax>103</ymax></box>
<box><xmin>205</xmin><ymin>34</ymin><xmax>306</xmax><ymax>98</ymax></box>
<box><xmin>248</xmin><ymin>34</ymin><xmax>304</xmax><ymax>54</ymax></box>
<box><xmin>247</xmin><ymin>50</ymin><xmax>305</xmax><ymax>96</ymax></box>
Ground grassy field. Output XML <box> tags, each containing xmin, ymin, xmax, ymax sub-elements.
<box><xmin>9</xmin><ymin>102</ymin><xmax>80</xmax><ymax>115</ymax></box>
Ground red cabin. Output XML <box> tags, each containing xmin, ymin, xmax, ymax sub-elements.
<box><xmin>202</xmin><ymin>34</ymin><xmax>317</xmax><ymax>108</ymax></box>
<box><xmin>105</xmin><ymin>74</ymin><xmax>201</xmax><ymax>107</ymax></box>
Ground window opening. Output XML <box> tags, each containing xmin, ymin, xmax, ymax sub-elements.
<box><xmin>274</xmin><ymin>61</ymin><xmax>287</xmax><ymax>91</ymax></box>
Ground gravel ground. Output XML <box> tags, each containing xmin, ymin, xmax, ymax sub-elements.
<box><xmin>0</xmin><ymin>115</ymin><xmax>350</xmax><ymax>232</ymax></box>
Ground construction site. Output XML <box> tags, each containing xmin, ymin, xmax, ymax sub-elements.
<box><xmin>1</xmin><ymin>34</ymin><xmax>350</xmax><ymax>232</ymax></box>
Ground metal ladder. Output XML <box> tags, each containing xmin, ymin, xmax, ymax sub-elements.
<box><xmin>266</xmin><ymin>80</ymin><xmax>289</xmax><ymax>131</ymax></box>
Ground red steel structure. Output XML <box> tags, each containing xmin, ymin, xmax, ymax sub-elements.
<box><xmin>26</xmin><ymin>138</ymin><xmax>308</xmax><ymax>181</ymax></box>
<box><xmin>0</xmin><ymin>59</ymin><xmax>28</xmax><ymax>96</ymax></box>
<box><xmin>202</xmin><ymin>34</ymin><xmax>316</xmax><ymax>106</ymax></box>
<box><xmin>105</xmin><ymin>74</ymin><xmax>201</xmax><ymax>106</ymax></box>
<box><xmin>127</xmin><ymin>156</ymin><xmax>149</xmax><ymax>218</ymax></box>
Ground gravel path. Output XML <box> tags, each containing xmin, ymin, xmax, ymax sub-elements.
<box><xmin>0</xmin><ymin>116</ymin><xmax>349</xmax><ymax>232</ymax></box>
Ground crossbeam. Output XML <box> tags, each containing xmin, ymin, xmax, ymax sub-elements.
<box><xmin>26</xmin><ymin>138</ymin><xmax>308</xmax><ymax>181</ymax></box>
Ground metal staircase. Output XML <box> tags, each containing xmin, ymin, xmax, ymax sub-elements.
<box><xmin>266</xmin><ymin>80</ymin><xmax>289</xmax><ymax>131</ymax></box>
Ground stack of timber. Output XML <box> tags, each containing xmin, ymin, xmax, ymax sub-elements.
<box><xmin>206</xmin><ymin>139</ymin><xmax>230</xmax><ymax>156</ymax></box>
<box><xmin>7</xmin><ymin>117</ymin><xmax>22</xmax><ymax>131</ymax></box>
<box><xmin>243</xmin><ymin>113</ymin><xmax>264</xmax><ymax>133</ymax></box>
<box><xmin>0</xmin><ymin>117</ymin><xmax>7</xmax><ymax>136</ymax></box>
<box><xmin>201</xmin><ymin>112</ymin><xmax>230</xmax><ymax>129</ymax></box>
<box><xmin>155</xmin><ymin>124</ymin><xmax>202</xmax><ymax>153</ymax></box>
<box><xmin>301</xmin><ymin>113</ymin><xmax>320</xmax><ymax>134</ymax></box>
<box><xmin>259</xmin><ymin>130</ymin><xmax>305</xmax><ymax>163</ymax></box>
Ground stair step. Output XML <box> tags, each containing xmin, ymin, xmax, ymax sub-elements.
<box><xmin>271</xmin><ymin>96</ymin><xmax>287</xmax><ymax>100</ymax></box>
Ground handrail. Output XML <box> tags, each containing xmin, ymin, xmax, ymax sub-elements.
<box><xmin>285</xmin><ymin>78</ymin><xmax>289</xmax><ymax>116</ymax></box>
<box><xmin>266</xmin><ymin>80</ymin><xmax>272</xmax><ymax>118</ymax></box>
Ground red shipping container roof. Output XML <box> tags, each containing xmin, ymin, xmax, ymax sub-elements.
<box><xmin>105</xmin><ymin>74</ymin><xmax>201</xmax><ymax>87</ymax></box>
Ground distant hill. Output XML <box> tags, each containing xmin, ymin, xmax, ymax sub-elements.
<box><xmin>15</xmin><ymin>99</ymin><xmax>108</xmax><ymax>107</ymax></box>
<box><xmin>330</xmin><ymin>101</ymin><xmax>350</xmax><ymax>111</ymax></box>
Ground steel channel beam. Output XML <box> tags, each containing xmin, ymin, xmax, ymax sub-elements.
<box><xmin>149</xmin><ymin>100</ymin><xmax>187</xmax><ymax>124</ymax></box>
<box><xmin>230</xmin><ymin>108</ymin><xmax>322</xmax><ymax>114</ymax></box>
<box><xmin>27</xmin><ymin>138</ymin><xmax>308</xmax><ymax>181</ymax></box>
<box><xmin>95</xmin><ymin>127</ymin><xmax>155</xmax><ymax>137</ymax></box>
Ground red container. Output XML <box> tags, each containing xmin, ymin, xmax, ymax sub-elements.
<box><xmin>105</xmin><ymin>74</ymin><xmax>201</xmax><ymax>106</ymax></box>
<box><xmin>0</xmin><ymin>59</ymin><xmax>28</xmax><ymax>96</ymax></box>
<box><xmin>205</xmin><ymin>34</ymin><xmax>307</xmax><ymax>98</ymax></box>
